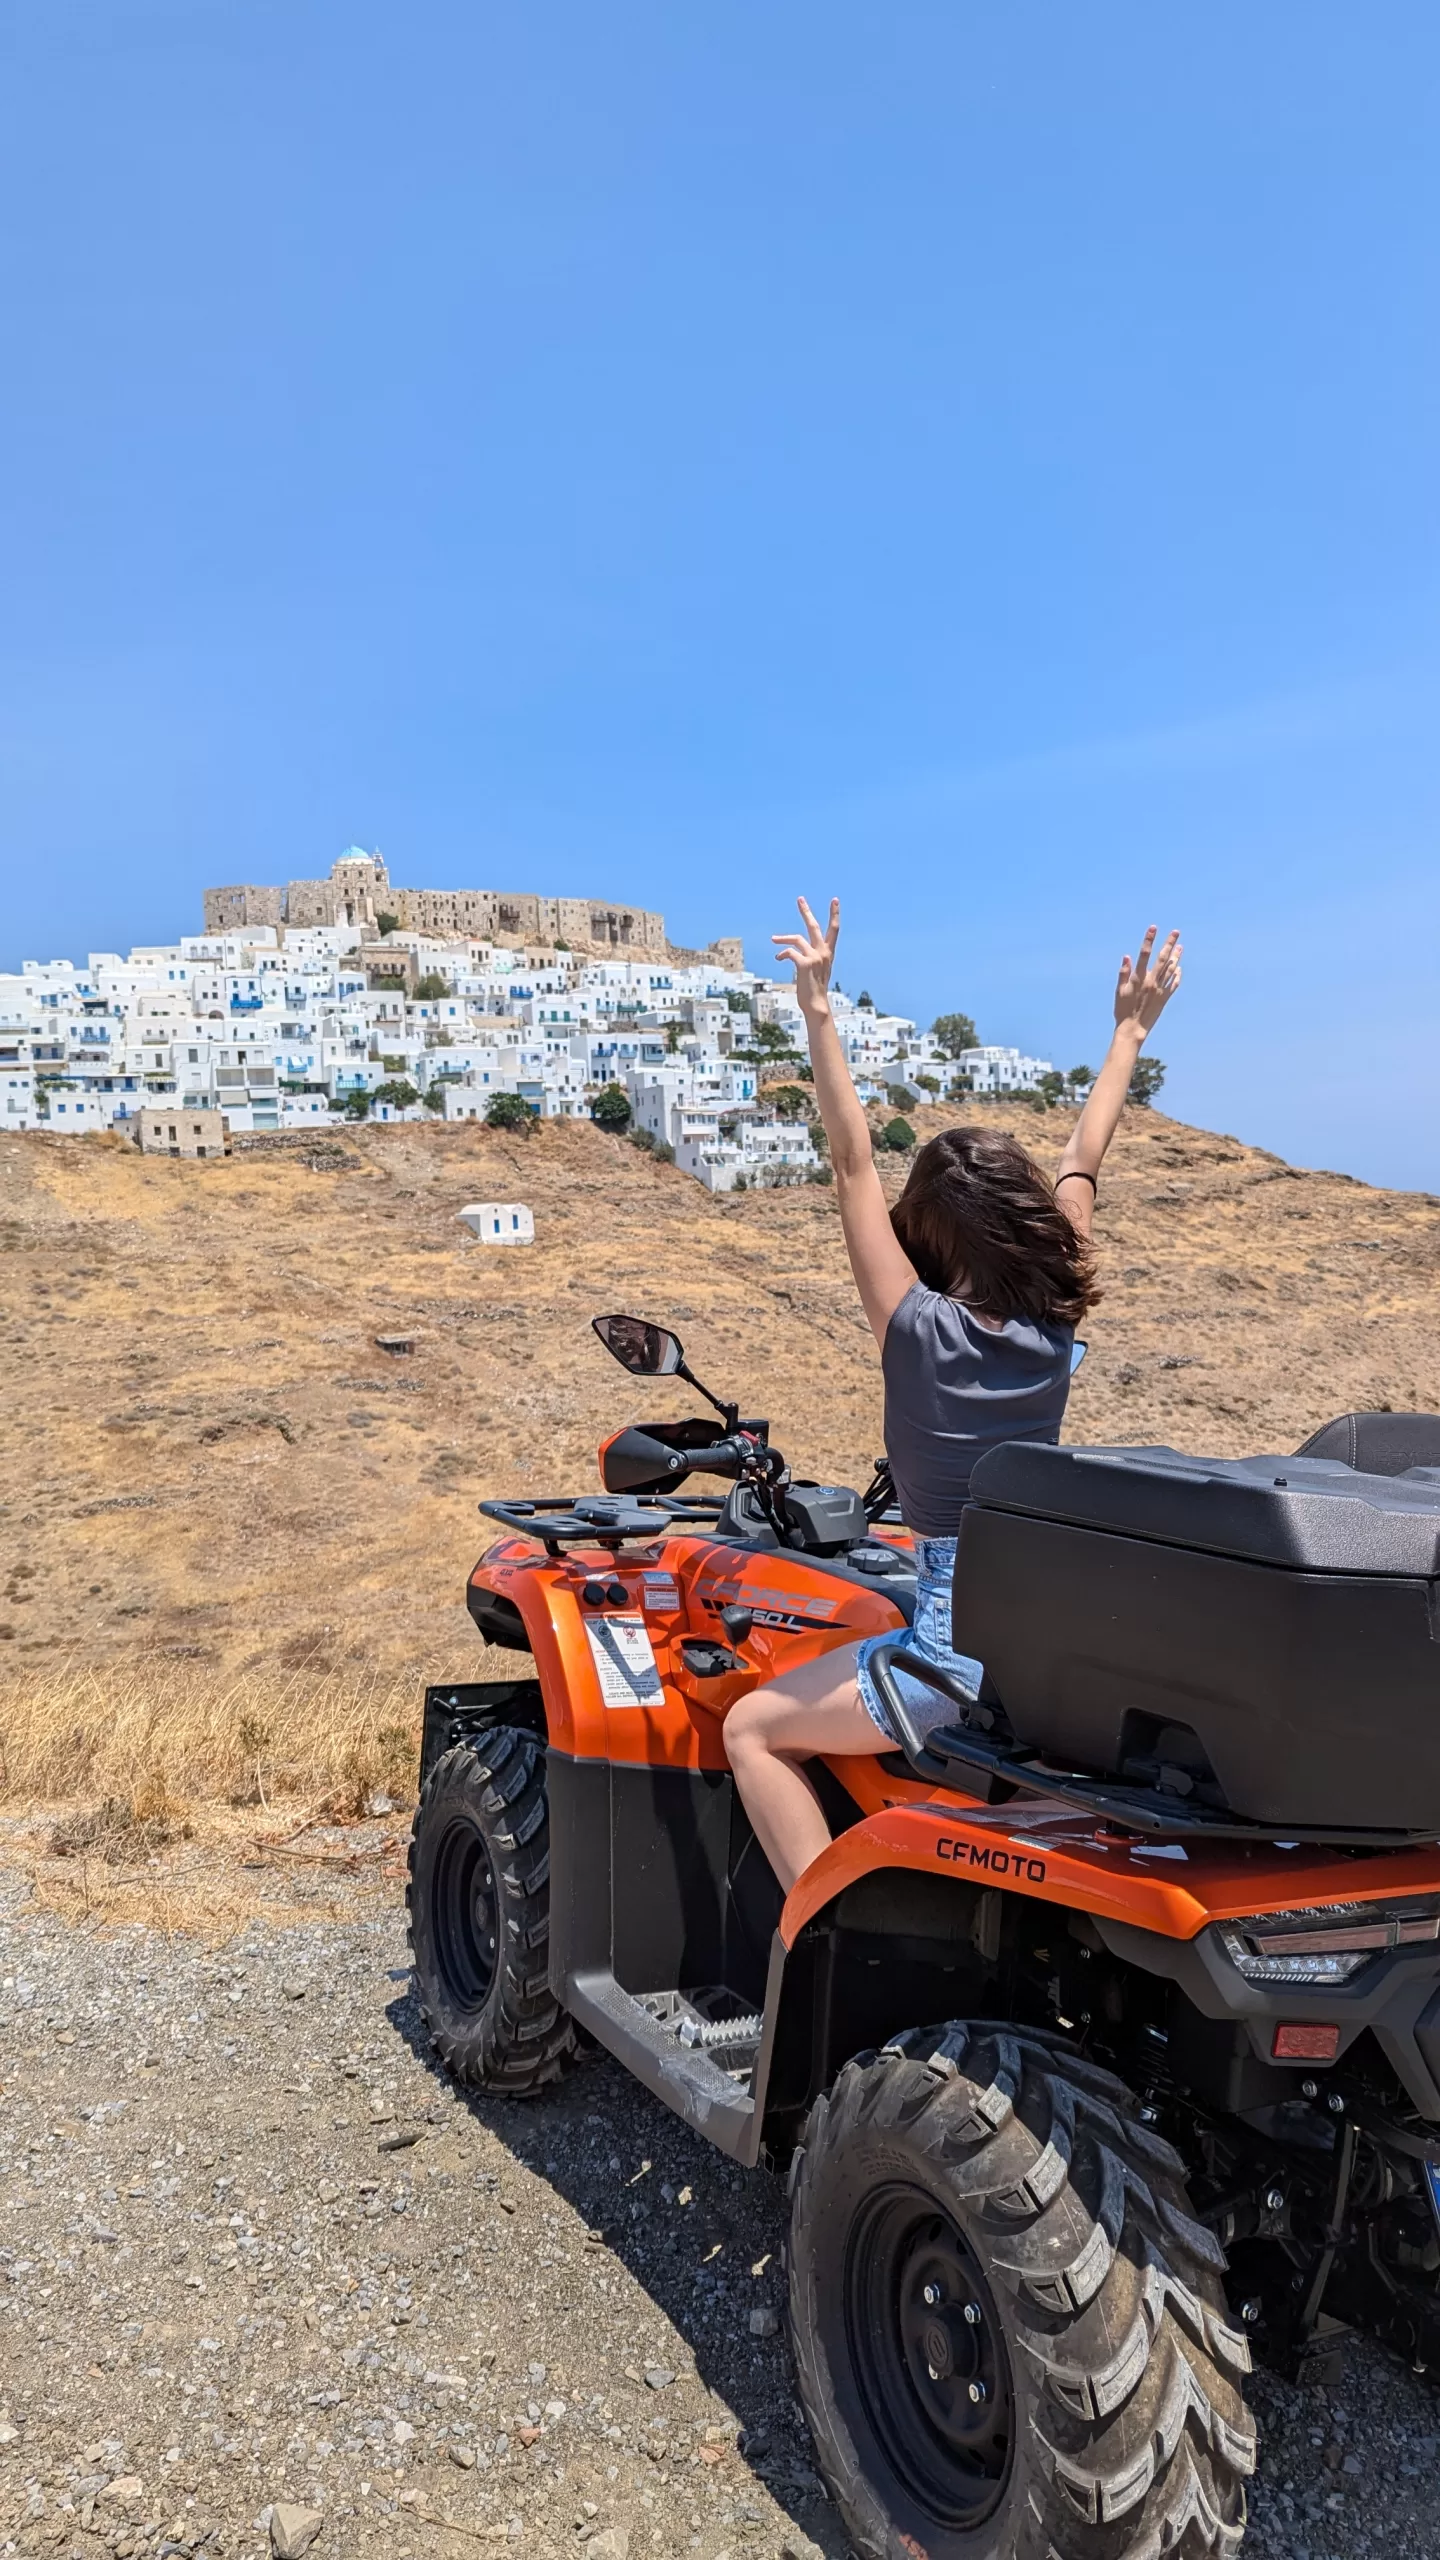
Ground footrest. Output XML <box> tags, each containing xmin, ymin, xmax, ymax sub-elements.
<box><xmin>633</xmin><ymin>1988</ymin><xmax>764</xmax><ymax>2071</ymax></box>
<box><xmin>564</xmin><ymin>1969</ymin><xmax>764</xmax><ymax>2162</ymax></box>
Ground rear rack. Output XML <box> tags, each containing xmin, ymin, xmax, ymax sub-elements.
<box><xmin>865</xmin><ymin>1643</ymin><xmax>1440</xmax><ymax>1851</ymax></box>
<box><xmin>480</xmin><ymin>1492</ymin><xmax>725</xmax><ymax>1555</ymax></box>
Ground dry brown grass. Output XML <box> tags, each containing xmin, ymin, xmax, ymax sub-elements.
<box><xmin>0</xmin><ymin>1655</ymin><xmax>424</xmax><ymax>1816</ymax></box>
<box><xmin>7</xmin><ymin>1801</ymin><xmax>410</xmax><ymax>1940</ymax></box>
<box><xmin>0</xmin><ymin>1660</ymin><xmax>427</xmax><ymax>1939</ymax></box>
<box><xmin>2</xmin><ymin>1108</ymin><xmax>1439</xmax><ymax>1939</ymax></box>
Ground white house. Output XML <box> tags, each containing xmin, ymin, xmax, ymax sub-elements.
<box><xmin>676</xmin><ymin>1111</ymin><xmax>820</xmax><ymax>1193</ymax></box>
<box><xmin>458</xmin><ymin>1203</ymin><xmax>535</xmax><ymax>1244</ymax></box>
<box><xmin>949</xmin><ymin>1045</ymin><xmax>1055</xmax><ymax>1096</ymax></box>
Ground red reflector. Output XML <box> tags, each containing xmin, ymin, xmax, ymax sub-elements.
<box><xmin>1273</xmin><ymin>2023</ymin><xmax>1341</xmax><ymax>2062</ymax></box>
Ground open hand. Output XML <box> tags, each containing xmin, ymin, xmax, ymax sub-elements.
<box><xmin>773</xmin><ymin>896</ymin><xmax>840</xmax><ymax>1012</ymax></box>
<box><xmin>1114</xmin><ymin>926</ymin><xmax>1182</xmax><ymax>1036</ymax></box>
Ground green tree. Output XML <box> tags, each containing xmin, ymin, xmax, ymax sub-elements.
<box><xmin>886</xmin><ymin>1082</ymin><xmax>917</xmax><ymax>1112</ymax></box>
<box><xmin>857</xmin><ymin>990</ymin><xmax>875</xmax><ymax>1009</ymax></box>
<box><xmin>914</xmin><ymin>1072</ymin><xmax>939</xmax><ymax>1096</ymax></box>
<box><xmin>931</xmin><ymin>1011</ymin><xmax>979</xmax><ymax>1059</ymax></box>
<box><xmin>1066</xmin><ymin>1064</ymin><xmax>1094</xmax><ymax>1092</ymax></box>
<box><xmin>878</xmin><ymin>1116</ymin><xmax>916</xmax><ymax>1153</ymax></box>
<box><xmin>376</xmin><ymin>912</ymin><xmax>399</xmax><ymax>935</ymax></box>
<box><xmin>342</xmin><ymin>1090</ymin><xmax>372</xmax><ymax>1120</ymax></box>
<box><xmin>749</xmin><ymin>1019</ymin><xmax>797</xmax><ymax>1057</ymax></box>
<box><xmin>664</xmin><ymin>1020</ymin><xmax>682</xmax><ymax>1053</ymax></box>
<box><xmin>1128</xmin><ymin>1056</ymin><xmax>1166</xmax><ymax>1107</ymax></box>
<box><xmin>485</xmin><ymin>1091</ymin><xmax>533</xmax><ymax>1131</ymax></box>
<box><xmin>374</xmin><ymin>1079</ymin><xmax>420</xmax><ymax>1112</ymax></box>
<box><xmin>591</xmin><ymin>1082</ymin><xmax>632</xmax><ymax>1132</ymax></box>
<box><xmin>414</xmin><ymin>972</ymin><xmax>452</xmax><ymax>1001</ymax></box>
<box><xmin>725</xmin><ymin>990</ymin><xmax>753</xmax><ymax>1015</ymax></box>
<box><xmin>380</xmin><ymin>1053</ymin><xmax>407</xmax><ymax>1072</ymax></box>
<box><xmin>767</xmin><ymin>1084</ymin><xmax>811</xmax><ymax>1121</ymax></box>
<box><xmin>422</xmin><ymin>1085</ymin><xmax>447</xmax><ymax>1114</ymax></box>
<box><xmin>1036</xmin><ymin>1070</ymin><xmax>1066</xmax><ymax>1107</ymax></box>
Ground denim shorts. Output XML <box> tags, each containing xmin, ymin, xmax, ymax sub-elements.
<box><xmin>854</xmin><ymin>1536</ymin><xmax>984</xmax><ymax>1745</ymax></box>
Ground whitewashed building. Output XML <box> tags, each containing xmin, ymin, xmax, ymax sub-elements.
<box><xmin>0</xmin><ymin>854</ymin><xmax>1053</xmax><ymax>1189</ymax></box>
<box><xmin>948</xmin><ymin>1045</ymin><xmax>1055</xmax><ymax>1096</ymax></box>
<box><xmin>458</xmin><ymin>1203</ymin><xmax>535</xmax><ymax>1244</ymax></box>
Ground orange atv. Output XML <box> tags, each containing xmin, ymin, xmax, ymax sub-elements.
<box><xmin>408</xmin><ymin>1314</ymin><xmax>1440</xmax><ymax>2560</ymax></box>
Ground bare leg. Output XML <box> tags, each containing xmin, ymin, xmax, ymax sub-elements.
<box><xmin>723</xmin><ymin>1642</ymin><xmax>887</xmax><ymax>1894</ymax></box>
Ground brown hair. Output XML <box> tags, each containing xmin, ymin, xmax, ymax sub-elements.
<box><xmin>889</xmin><ymin>1124</ymin><xmax>1100</xmax><ymax>1325</ymax></box>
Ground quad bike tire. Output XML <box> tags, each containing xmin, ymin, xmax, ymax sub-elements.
<box><xmin>788</xmin><ymin>2021</ymin><xmax>1256</xmax><ymax>2560</ymax></box>
<box><xmin>407</xmin><ymin>1728</ymin><xmax>578</xmax><ymax>2097</ymax></box>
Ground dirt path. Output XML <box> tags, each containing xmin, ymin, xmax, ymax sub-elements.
<box><xmin>3</xmin><ymin>1876</ymin><xmax>1440</xmax><ymax>2560</ymax></box>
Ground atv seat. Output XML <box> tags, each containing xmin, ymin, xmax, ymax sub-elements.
<box><xmin>1296</xmin><ymin>1409</ymin><xmax>1440</xmax><ymax>1475</ymax></box>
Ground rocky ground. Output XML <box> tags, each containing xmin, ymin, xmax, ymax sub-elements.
<box><xmin>3</xmin><ymin>1862</ymin><xmax>1440</xmax><ymax>2560</ymax></box>
<box><xmin>0</xmin><ymin>1866</ymin><xmax>829</xmax><ymax>2560</ymax></box>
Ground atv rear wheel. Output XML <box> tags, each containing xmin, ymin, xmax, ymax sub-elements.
<box><xmin>788</xmin><ymin>2022</ymin><xmax>1256</xmax><ymax>2560</ymax></box>
<box><xmin>407</xmin><ymin>1729</ymin><xmax>577</xmax><ymax>2097</ymax></box>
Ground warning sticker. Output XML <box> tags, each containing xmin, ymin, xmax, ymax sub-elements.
<box><xmin>585</xmin><ymin>1614</ymin><xmax>665</xmax><ymax>1709</ymax></box>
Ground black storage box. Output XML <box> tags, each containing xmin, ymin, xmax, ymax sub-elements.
<box><xmin>955</xmin><ymin>1443</ymin><xmax>1440</xmax><ymax>1833</ymax></box>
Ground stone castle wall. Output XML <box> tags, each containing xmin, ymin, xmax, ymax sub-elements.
<box><xmin>204</xmin><ymin>861</ymin><xmax>668</xmax><ymax>954</ymax></box>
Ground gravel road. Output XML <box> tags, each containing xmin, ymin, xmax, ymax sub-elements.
<box><xmin>3</xmin><ymin>1871</ymin><xmax>1439</xmax><ymax>2560</ymax></box>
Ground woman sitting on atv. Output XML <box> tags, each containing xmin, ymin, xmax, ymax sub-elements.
<box><xmin>723</xmin><ymin>896</ymin><xmax>1181</xmax><ymax>1892</ymax></box>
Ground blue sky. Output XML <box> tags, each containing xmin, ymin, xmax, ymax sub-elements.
<box><xmin>2</xmin><ymin>3</ymin><xmax>1437</xmax><ymax>1188</ymax></box>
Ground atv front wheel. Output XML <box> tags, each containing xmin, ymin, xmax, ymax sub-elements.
<box><xmin>788</xmin><ymin>2023</ymin><xmax>1256</xmax><ymax>2560</ymax></box>
<box><xmin>407</xmin><ymin>1729</ymin><xmax>577</xmax><ymax>2097</ymax></box>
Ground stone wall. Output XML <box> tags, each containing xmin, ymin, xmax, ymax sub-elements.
<box><xmin>202</xmin><ymin>885</ymin><xmax>284</xmax><ymax>933</ymax></box>
<box><xmin>204</xmin><ymin>857</ymin><xmax>672</xmax><ymax>957</ymax></box>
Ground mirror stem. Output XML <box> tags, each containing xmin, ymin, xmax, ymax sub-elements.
<box><xmin>676</xmin><ymin>1360</ymin><xmax>739</xmax><ymax>1432</ymax></box>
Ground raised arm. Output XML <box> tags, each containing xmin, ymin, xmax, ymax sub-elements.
<box><xmin>1054</xmin><ymin>925</ymin><xmax>1182</xmax><ymax>1241</ymax></box>
<box><xmin>772</xmin><ymin>897</ymin><xmax>917</xmax><ymax>1345</ymax></box>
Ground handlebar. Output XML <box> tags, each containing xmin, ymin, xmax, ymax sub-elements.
<box><xmin>601</xmin><ymin>1421</ymin><xmax>781</xmax><ymax>1496</ymax></box>
<box><xmin>672</xmin><ymin>1435</ymin><xmax>746</xmax><ymax>1476</ymax></box>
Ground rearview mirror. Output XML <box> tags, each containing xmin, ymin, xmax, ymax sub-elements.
<box><xmin>592</xmin><ymin>1314</ymin><xmax>686</xmax><ymax>1377</ymax></box>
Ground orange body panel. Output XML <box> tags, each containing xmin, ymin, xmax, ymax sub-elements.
<box><xmin>779</xmin><ymin>1802</ymin><xmax>1440</xmax><ymax>1949</ymax></box>
<box><xmin>473</xmin><ymin>1533</ymin><xmax>909</xmax><ymax>1768</ymax></box>
<box><xmin>473</xmin><ymin>1534</ymin><xmax>1440</xmax><ymax>1939</ymax></box>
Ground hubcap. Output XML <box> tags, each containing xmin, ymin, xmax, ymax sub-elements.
<box><xmin>845</xmin><ymin>2187</ymin><xmax>1013</xmax><ymax>2527</ymax></box>
<box><xmin>431</xmin><ymin>1815</ymin><xmax>500</xmax><ymax>2011</ymax></box>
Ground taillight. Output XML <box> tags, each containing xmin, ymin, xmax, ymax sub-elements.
<box><xmin>1272</xmin><ymin>2023</ymin><xmax>1341</xmax><ymax>2062</ymax></box>
<box><xmin>1217</xmin><ymin>1898</ymin><xmax>1440</xmax><ymax>1987</ymax></box>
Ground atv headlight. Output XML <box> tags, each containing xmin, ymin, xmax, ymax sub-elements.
<box><xmin>1218</xmin><ymin>1899</ymin><xmax>1440</xmax><ymax>1988</ymax></box>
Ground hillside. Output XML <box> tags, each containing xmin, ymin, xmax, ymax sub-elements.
<box><xmin>4</xmin><ymin>1102</ymin><xmax>1439</xmax><ymax>1707</ymax></box>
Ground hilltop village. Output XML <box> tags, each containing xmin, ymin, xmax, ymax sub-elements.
<box><xmin>1</xmin><ymin>848</ymin><xmax>1057</xmax><ymax>1190</ymax></box>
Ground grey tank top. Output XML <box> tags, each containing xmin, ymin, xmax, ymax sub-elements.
<box><xmin>881</xmin><ymin>1283</ymin><xmax>1073</xmax><ymax>1536</ymax></box>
